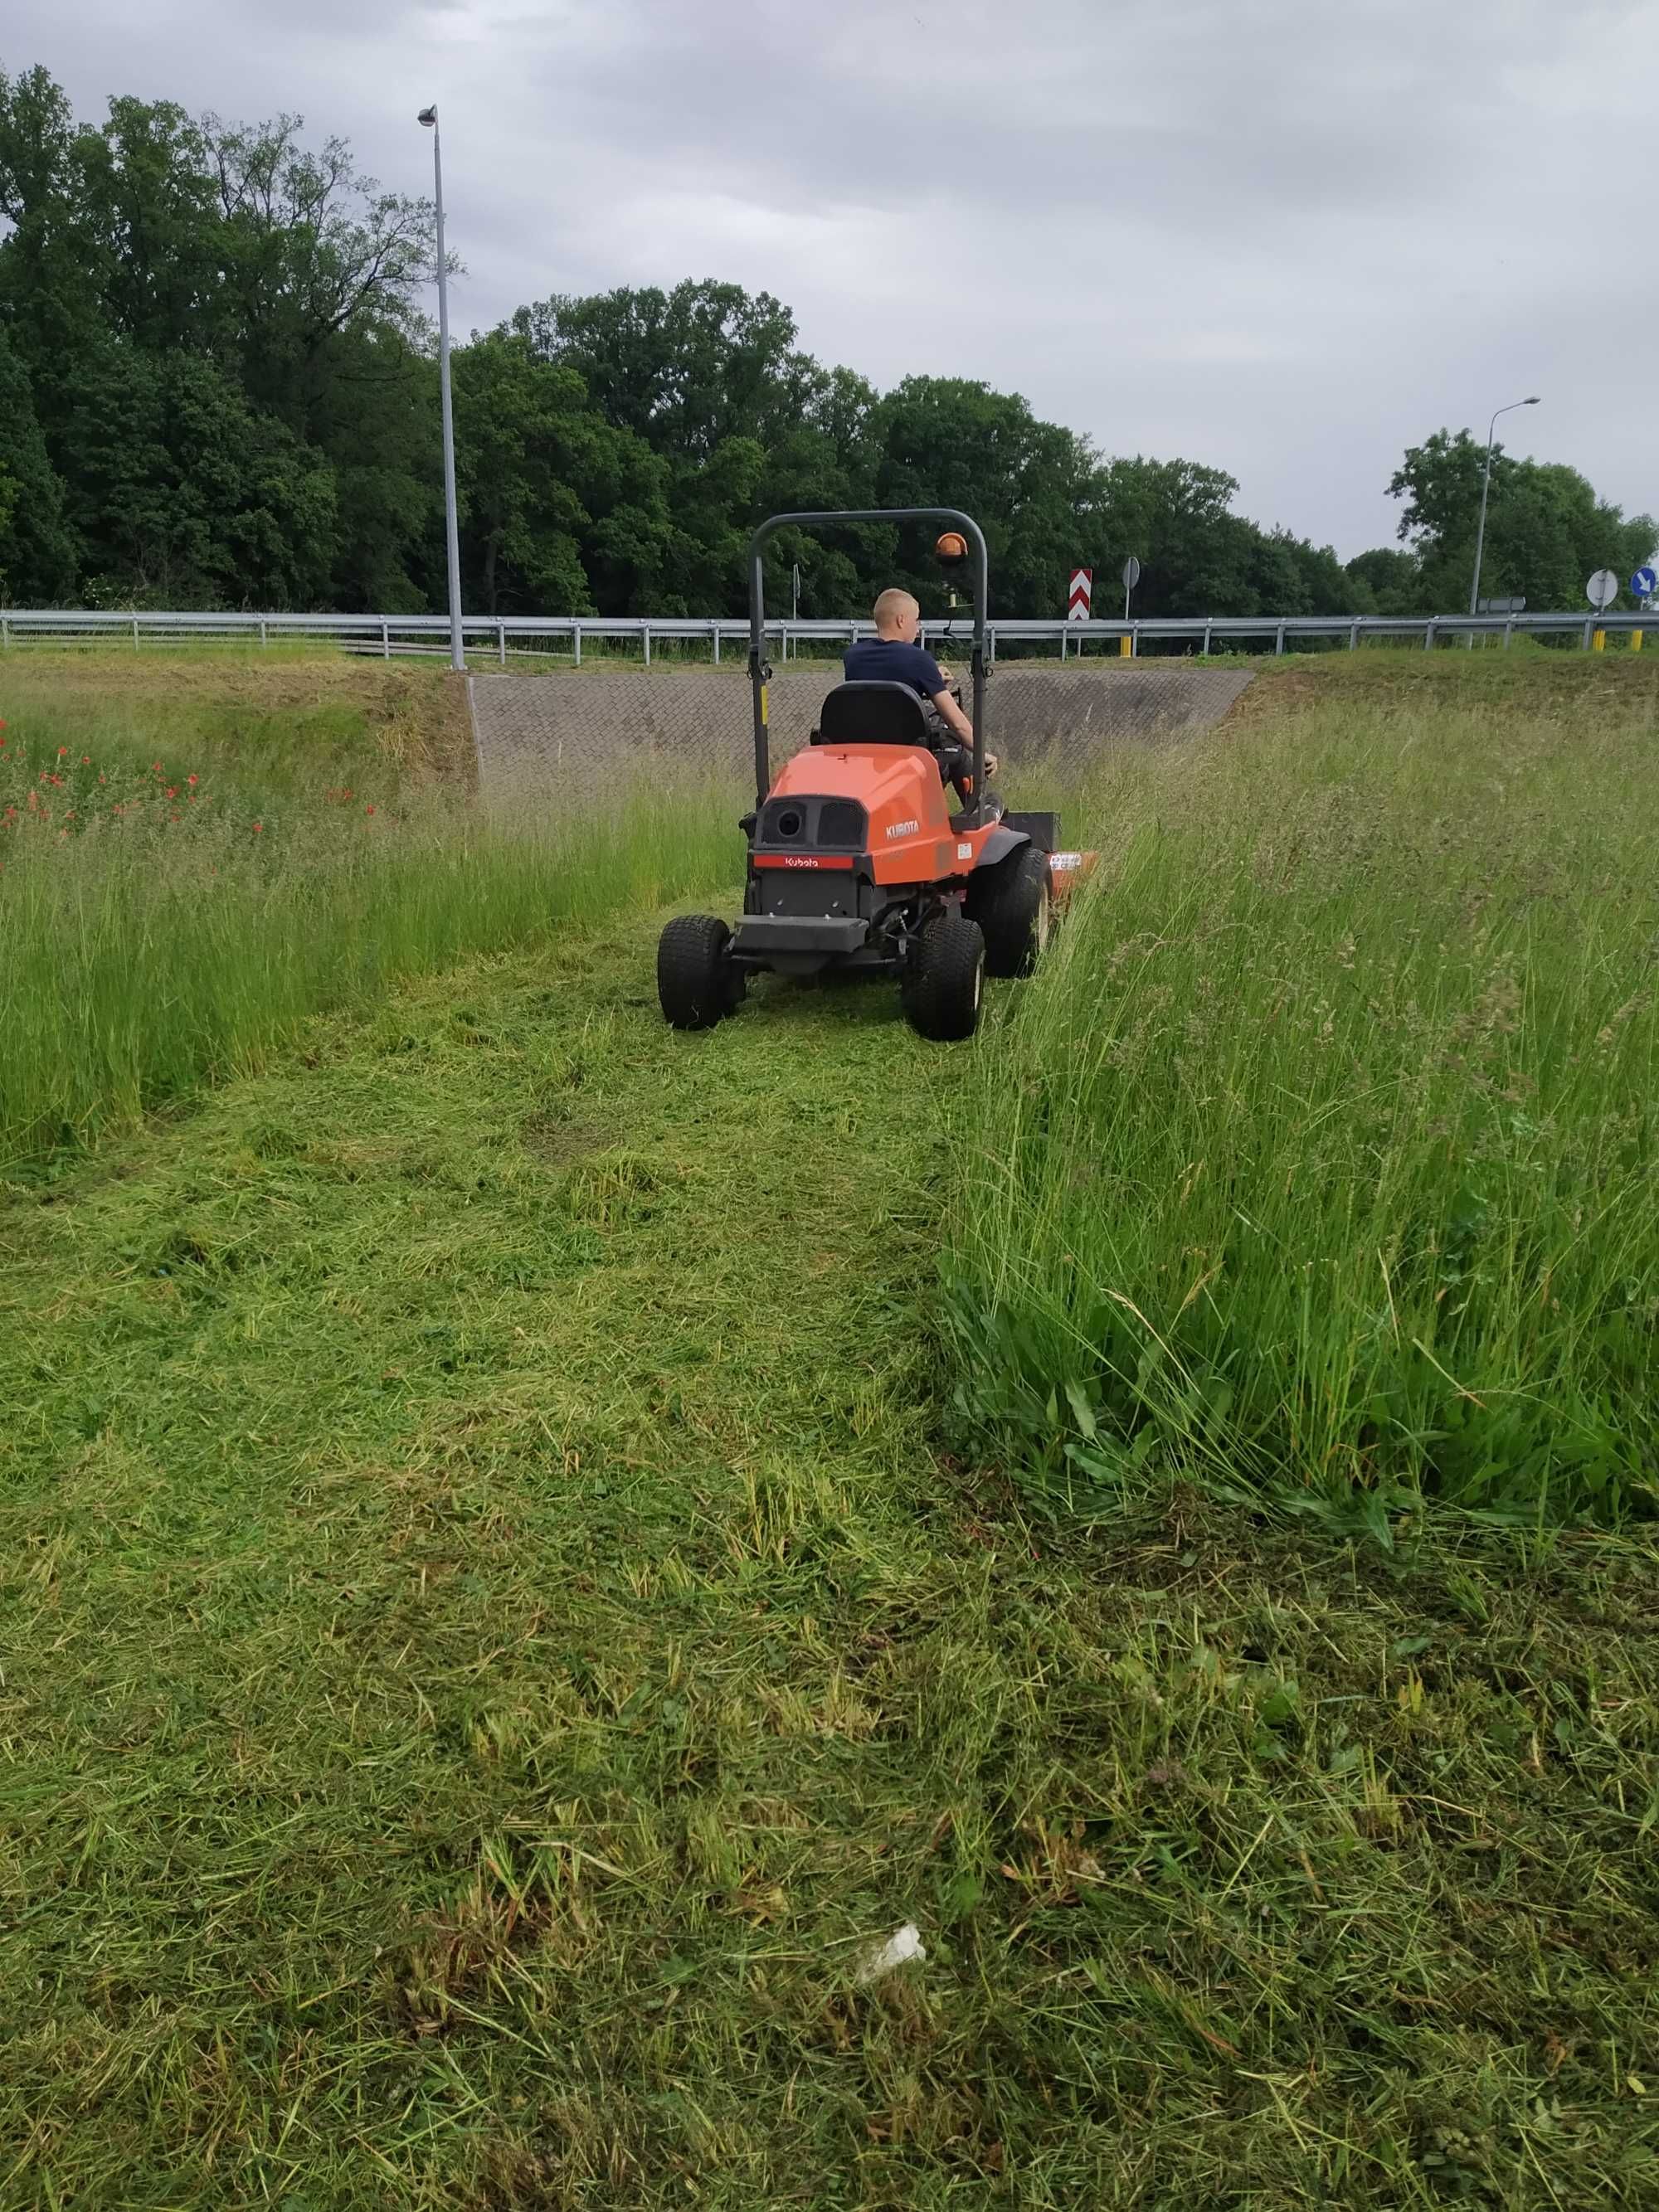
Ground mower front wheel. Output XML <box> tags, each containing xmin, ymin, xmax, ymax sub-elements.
<box><xmin>658</xmin><ymin>915</ymin><xmax>745</xmax><ymax>1031</ymax></box>
<box><xmin>900</xmin><ymin>912</ymin><xmax>985</xmax><ymax>1043</ymax></box>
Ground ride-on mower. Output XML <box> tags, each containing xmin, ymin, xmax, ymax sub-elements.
<box><xmin>657</xmin><ymin>508</ymin><xmax>1090</xmax><ymax>1043</ymax></box>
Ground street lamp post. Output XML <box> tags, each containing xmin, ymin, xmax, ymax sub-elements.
<box><xmin>417</xmin><ymin>105</ymin><xmax>465</xmax><ymax>673</ymax></box>
<box><xmin>1468</xmin><ymin>395</ymin><xmax>1540</xmax><ymax>631</ymax></box>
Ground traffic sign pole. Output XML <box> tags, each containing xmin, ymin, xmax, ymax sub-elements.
<box><xmin>1632</xmin><ymin>567</ymin><xmax>1657</xmax><ymax>654</ymax></box>
<box><xmin>1586</xmin><ymin>568</ymin><xmax>1618</xmax><ymax>650</ymax></box>
<box><xmin>1063</xmin><ymin>567</ymin><xmax>1092</xmax><ymax>663</ymax></box>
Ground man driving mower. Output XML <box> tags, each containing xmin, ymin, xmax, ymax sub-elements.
<box><xmin>655</xmin><ymin>505</ymin><xmax>1096</xmax><ymax>1045</ymax></box>
<box><xmin>844</xmin><ymin>588</ymin><xmax>999</xmax><ymax>807</ymax></box>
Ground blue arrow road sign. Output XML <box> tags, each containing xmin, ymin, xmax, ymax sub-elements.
<box><xmin>1632</xmin><ymin>566</ymin><xmax>1657</xmax><ymax>600</ymax></box>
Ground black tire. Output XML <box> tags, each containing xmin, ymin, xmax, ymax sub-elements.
<box><xmin>658</xmin><ymin>915</ymin><xmax>744</xmax><ymax>1031</ymax></box>
<box><xmin>967</xmin><ymin>842</ymin><xmax>1052</xmax><ymax>978</ymax></box>
<box><xmin>900</xmin><ymin>912</ymin><xmax>985</xmax><ymax>1042</ymax></box>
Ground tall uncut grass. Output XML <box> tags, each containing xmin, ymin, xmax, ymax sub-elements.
<box><xmin>1</xmin><ymin>725</ymin><xmax>737</xmax><ymax>1166</ymax></box>
<box><xmin>947</xmin><ymin>690</ymin><xmax>1659</xmax><ymax>1526</ymax></box>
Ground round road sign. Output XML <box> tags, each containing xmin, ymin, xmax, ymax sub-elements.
<box><xmin>1121</xmin><ymin>556</ymin><xmax>1141</xmax><ymax>591</ymax></box>
<box><xmin>1586</xmin><ymin>570</ymin><xmax>1619</xmax><ymax>612</ymax></box>
<box><xmin>1632</xmin><ymin>565</ymin><xmax>1657</xmax><ymax>601</ymax></box>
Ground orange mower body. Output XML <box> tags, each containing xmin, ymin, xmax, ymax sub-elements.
<box><xmin>656</xmin><ymin>506</ymin><xmax>1097</xmax><ymax>1043</ymax></box>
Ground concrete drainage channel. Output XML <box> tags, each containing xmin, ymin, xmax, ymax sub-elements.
<box><xmin>465</xmin><ymin>664</ymin><xmax>1256</xmax><ymax>809</ymax></box>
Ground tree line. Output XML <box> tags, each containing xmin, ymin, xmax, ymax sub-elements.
<box><xmin>1</xmin><ymin>66</ymin><xmax>1652</xmax><ymax>620</ymax></box>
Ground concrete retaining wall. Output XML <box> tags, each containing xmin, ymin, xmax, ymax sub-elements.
<box><xmin>467</xmin><ymin>662</ymin><xmax>1253</xmax><ymax>806</ymax></box>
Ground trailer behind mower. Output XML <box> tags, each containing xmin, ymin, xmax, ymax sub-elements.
<box><xmin>658</xmin><ymin>508</ymin><xmax>1092</xmax><ymax>1042</ymax></box>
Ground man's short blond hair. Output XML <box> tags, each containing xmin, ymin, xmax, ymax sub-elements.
<box><xmin>872</xmin><ymin>587</ymin><xmax>919</xmax><ymax>630</ymax></box>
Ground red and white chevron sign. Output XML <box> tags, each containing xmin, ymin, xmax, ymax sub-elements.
<box><xmin>1067</xmin><ymin>566</ymin><xmax>1092</xmax><ymax>621</ymax></box>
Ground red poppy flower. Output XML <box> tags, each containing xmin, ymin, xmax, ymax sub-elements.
<box><xmin>165</xmin><ymin>787</ymin><xmax>177</xmax><ymax>799</ymax></box>
<box><xmin>366</xmin><ymin>804</ymin><xmax>376</xmax><ymax>816</ymax></box>
<box><xmin>80</xmin><ymin>755</ymin><xmax>90</xmax><ymax>766</ymax></box>
<box><xmin>57</xmin><ymin>746</ymin><xmax>67</xmax><ymax>758</ymax></box>
<box><xmin>253</xmin><ymin>821</ymin><xmax>263</xmax><ymax>834</ymax></box>
<box><xmin>187</xmin><ymin>774</ymin><xmax>197</xmax><ymax>787</ymax></box>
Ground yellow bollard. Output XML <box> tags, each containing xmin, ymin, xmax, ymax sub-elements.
<box><xmin>1118</xmin><ymin>634</ymin><xmax>1132</xmax><ymax>659</ymax></box>
<box><xmin>1593</xmin><ymin>629</ymin><xmax>1606</xmax><ymax>653</ymax></box>
<box><xmin>1632</xmin><ymin>630</ymin><xmax>1644</xmax><ymax>654</ymax></box>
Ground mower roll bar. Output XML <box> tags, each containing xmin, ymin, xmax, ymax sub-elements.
<box><xmin>745</xmin><ymin>508</ymin><xmax>990</xmax><ymax>815</ymax></box>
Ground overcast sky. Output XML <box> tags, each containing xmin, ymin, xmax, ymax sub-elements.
<box><xmin>9</xmin><ymin>0</ymin><xmax>1657</xmax><ymax>561</ymax></box>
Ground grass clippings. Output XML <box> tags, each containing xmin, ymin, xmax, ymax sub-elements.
<box><xmin>3</xmin><ymin>910</ymin><xmax>1656</xmax><ymax>2208</ymax></box>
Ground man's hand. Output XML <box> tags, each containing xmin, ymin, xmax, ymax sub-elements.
<box><xmin>985</xmin><ymin>752</ymin><xmax>1000</xmax><ymax>777</ymax></box>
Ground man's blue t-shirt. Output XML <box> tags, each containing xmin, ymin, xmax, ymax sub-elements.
<box><xmin>843</xmin><ymin>637</ymin><xmax>946</xmax><ymax>698</ymax></box>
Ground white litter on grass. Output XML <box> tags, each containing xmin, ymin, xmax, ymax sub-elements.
<box><xmin>853</xmin><ymin>1923</ymin><xmax>926</xmax><ymax>1984</ymax></box>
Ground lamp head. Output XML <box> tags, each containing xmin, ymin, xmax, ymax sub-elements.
<box><xmin>417</xmin><ymin>105</ymin><xmax>437</xmax><ymax>128</ymax></box>
<box><xmin>1524</xmin><ymin>395</ymin><xmax>1540</xmax><ymax>406</ymax></box>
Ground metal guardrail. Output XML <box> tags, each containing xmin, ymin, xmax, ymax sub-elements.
<box><xmin>1</xmin><ymin>607</ymin><xmax>1655</xmax><ymax>659</ymax></box>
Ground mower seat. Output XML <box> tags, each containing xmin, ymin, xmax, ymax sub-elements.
<box><xmin>812</xmin><ymin>682</ymin><xmax>932</xmax><ymax>748</ymax></box>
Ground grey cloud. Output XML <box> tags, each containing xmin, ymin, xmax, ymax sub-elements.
<box><xmin>6</xmin><ymin>0</ymin><xmax>1655</xmax><ymax>558</ymax></box>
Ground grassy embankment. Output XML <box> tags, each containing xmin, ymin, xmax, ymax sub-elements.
<box><xmin>0</xmin><ymin>652</ymin><xmax>736</xmax><ymax>1167</ymax></box>
<box><xmin>2</xmin><ymin>649</ymin><xmax>1657</xmax><ymax>2205</ymax></box>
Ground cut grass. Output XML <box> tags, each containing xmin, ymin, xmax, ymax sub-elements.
<box><xmin>2</xmin><ymin>914</ymin><xmax>1657</xmax><ymax>2208</ymax></box>
<box><xmin>947</xmin><ymin>663</ymin><xmax>1659</xmax><ymax>1524</ymax></box>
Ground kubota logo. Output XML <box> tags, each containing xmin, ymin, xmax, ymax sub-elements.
<box><xmin>781</xmin><ymin>855</ymin><xmax>820</xmax><ymax>868</ymax></box>
<box><xmin>886</xmin><ymin>819</ymin><xmax>920</xmax><ymax>839</ymax></box>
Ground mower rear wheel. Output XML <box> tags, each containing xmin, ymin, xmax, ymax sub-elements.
<box><xmin>968</xmin><ymin>841</ymin><xmax>1052</xmax><ymax>977</ymax></box>
<box><xmin>658</xmin><ymin>915</ymin><xmax>744</xmax><ymax>1030</ymax></box>
<box><xmin>900</xmin><ymin>912</ymin><xmax>985</xmax><ymax>1043</ymax></box>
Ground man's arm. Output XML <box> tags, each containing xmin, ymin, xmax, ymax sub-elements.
<box><xmin>930</xmin><ymin>689</ymin><xmax>1000</xmax><ymax>780</ymax></box>
<box><xmin>930</xmin><ymin>687</ymin><xmax>975</xmax><ymax>746</ymax></box>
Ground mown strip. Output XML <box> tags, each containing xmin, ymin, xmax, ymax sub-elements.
<box><xmin>3</xmin><ymin>914</ymin><xmax>1657</xmax><ymax>2208</ymax></box>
